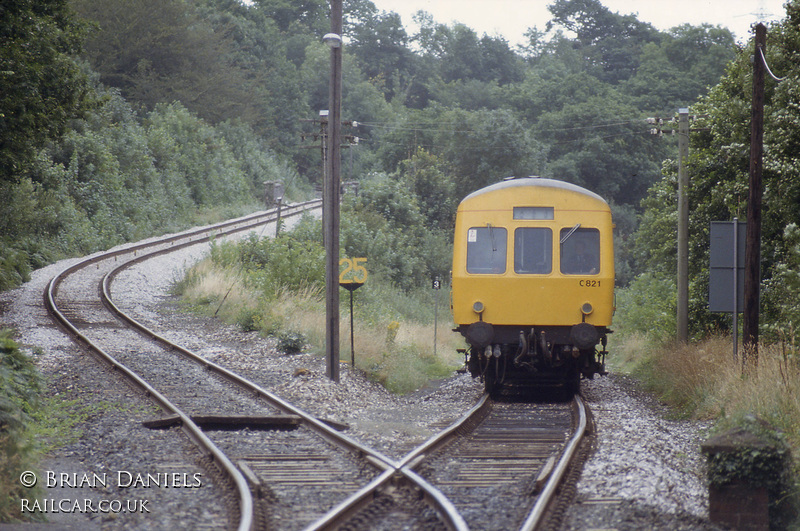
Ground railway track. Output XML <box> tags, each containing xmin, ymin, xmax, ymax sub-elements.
<box><xmin>43</xmin><ymin>200</ymin><xmax>590</xmax><ymax>530</ymax></box>
<box><xmin>308</xmin><ymin>393</ymin><xmax>589</xmax><ymax>530</ymax></box>
<box><xmin>43</xmin><ymin>200</ymin><xmax>401</xmax><ymax>529</ymax></box>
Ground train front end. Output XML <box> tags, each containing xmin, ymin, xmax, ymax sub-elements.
<box><xmin>451</xmin><ymin>177</ymin><xmax>614</xmax><ymax>394</ymax></box>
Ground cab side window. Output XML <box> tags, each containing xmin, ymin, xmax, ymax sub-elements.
<box><xmin>560</xmin><ymin>228</ymin><xmax>600</xmax><ymax>275</ymax></box>
<box><xmin>514</xmin><ymin>228</ymin><xmax>552</xmax><ymax>274</ymax></box>
<box><xmin>466</xmin><ymin>226</ymin><xmax>507</xmax><ymax>274</ymax></box>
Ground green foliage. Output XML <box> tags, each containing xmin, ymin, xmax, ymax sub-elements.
<box><xmin>0</xmin><ymin>241</ymin><xmax>31</xmax><ymax>292</ymax></box>
<box><xmin>0</xmin><ymin>0</ymin><xmax>93</xmax><ymax>184</ymax></box>
<box><xmin>250</xmin><ymin>0</ymin><xmax>328</xmax><ymax>34</ymax></box>
<box><xmin>0</xmin><ymin>82</ymin><xmax>297</xmax><ymax>288</ymax></box>
<box><xmin>0</xmin><ymin>331</ymin><xmax>40</xmax><ymax>435</ymax></box>
<box><xmin>368</xmin><ymin>339</ymin><xmax>459</xmax><ymax>395</ymax></box>
<box><xmin>707</xmin><ymin>425</ymin><xmax>791</xmax><ymax>490</ymax></box>
<box><xmin>630</xmin><ymin>4</ymin><xmax>800</xmax><ymax>341</ymax></box>
<box><xmin>534</xmin><ymin>93</ymin><xmax>663</xmax><ymax>205</ymax></box>
<box><xmin>547</xmin><ymin>0</ymin><xmax>663</xmax><ymax>84</ymax></box>
<box><xmin>441</xmin><ymin>107</ymin><xmax>544</xmax><ymax>197</ymax></box>
<box><xmin>374</xmin><ymin>107</ymin><xmax>544</xmax><ymax>200</ymax></box>
<box><xmin>276</xmin><ymin>330</ymin><xmax>306</xmax><ymax>354</ymax></box>
<box><xmin>0</xmin><ymin>330</ymin><xmax>42</xmax><ymax>522</ymax></box>
<box><xmin>763</xmin><ymin>224</ymin><xmax>800</xmax><ymax>343</ymax></box>
<box><xmin>234</xmin><ymin>307</ymin><xmax>263</xmax><ymax>333</ymax></box>
<box><xmin>346</xmin><ymin>3</ymin><xmax>414</xmax><ymax>100</ymax></box>
<box><xmin>213</xmin><ymin>230</ymin><xmax>326</xmax><ymax>297</ymax></box>
<box><xmin>438</xmin><ymin>26</ymin><xmax>524</xmax><ymax>86</ymax></box>
<box><xmin>196</xmin><ymin>0</ymin><xmax>315</xmax><ymax>150</ymax></box>
<box><xmin>145</xmin><ymin>103</ymin><xmax>251</xmax><ymax>206</ymax></box>
<box><xmin>216</xmin><ymin>121</ymin><xmax>309</xmax><ymax>198</ymax></box>
<box><xmin>624</xmin><ymin>25</ymin><xmax>736</xmax><ymax>112</ymax></box>
<box><xmin>614</xmin><ymin>273</ymin><xmax>677</xmax><ymax>343</ymax></box>
<box><xmin>340</xmin><ymin>172</ymin><xmax>449</xmax><ymax>291</ymax></box>
<box><xmin>72</xmin><ymin>0</ymin><xmax>257</xmax><ymax>125</ymax></box>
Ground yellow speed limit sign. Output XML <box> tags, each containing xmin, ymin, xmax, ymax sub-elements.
<box><xmin>339</xmin><ymin>257</ymin><xmax>367</xmax><ymax>285</ymax></box>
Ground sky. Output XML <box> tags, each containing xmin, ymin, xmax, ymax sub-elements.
<box><xmin>369</xmin><ymin>0</ymin><xmax>787</xmax><ymax>46</ymax></box>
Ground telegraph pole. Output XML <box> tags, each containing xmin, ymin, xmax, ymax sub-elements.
<box><xmin>743</xmin><ymin>23</ymin><xmax>766</xmax><ymax>365</ymax></box>
<box><xmin>676</xmin><ymin>109</ymin><xmax>690</xmax><ymax>343</ymax></box>
<box><xmin>649</xmin><ymin>111</ymin><xmax>694</xmax><ymax>344</ymax></box>
<box><xmin>323</xmin><ymin>0</ymin><xmax>343</xmax><ymax>382</ymax></box>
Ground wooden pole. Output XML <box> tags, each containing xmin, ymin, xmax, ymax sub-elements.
<box><xmin>676</xmin><ymin>109</ymin><xmax>690</xmax><ymax>343</ymax></box>
<box><xmin>733</xmin><ymin>218</ymin><xmax>739</xmax><ymax>362</ymax></box>
<box><xmin>325</xmin><ymin>0</ymin><xmax>343</xmax><ymax>382</ymax></box>
<box><xmin>743</xmin><ymin>23</ymin><xmax>766</xmax><ymax>366</ymax></box>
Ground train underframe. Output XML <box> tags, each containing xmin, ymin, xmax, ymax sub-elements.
<box><xmin>457</xmin><ymin>322</ymin><xmax>609</xmax><ymax>395</ymax></box>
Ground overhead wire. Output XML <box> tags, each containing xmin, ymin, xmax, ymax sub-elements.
<box><xmin>352</xmin><ymin>118</ymin><xmax>655</xmax><ymax>152</ymax></box>
<box><xmin>758</xmin><ymin>46</ymin><xmax>787</xmax><ymax>82</ymax></box>
<box><xmin>356</xmin><ymin>118</ymin><xmax>645</xmax><ymax>136</ymax></box>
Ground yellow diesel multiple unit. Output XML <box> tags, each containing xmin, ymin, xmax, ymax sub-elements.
<box><xmin>451</xmin><ymin>177</ymin><xmax>614</xmax><ymax>393</ymax></box>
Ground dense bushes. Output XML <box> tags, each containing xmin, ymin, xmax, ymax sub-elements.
<box><xmin>177</xmin><ymin>205</ymin><xmax>462</xmax><ymax>393</ymax></box>
<box><xmin>0</xmin><ymin>87</ymin><xmax>300</xmax><ymax>289</ymax></box>
<box><xmin>0</xmin><ymin>330</ymin><xmax>42</xmax><ymax>521</ymax></box>
<box><xmin>212</xmin><ymin>226</ymin><xmax>326</xmax><ymax>296</ymax></box>
<box><xmin>614</xmin><ymin>273</ymin><xmax>677</xmax><ymax>343</ymax></box>
<box><xmin>340</xmin><ymin>163</ymin><xmax>456</xmax><ymax>292</ymax></box>
<box><xmin>0</xmin><ymin>242</ymin><xmax>32</xmax><ymax>292</ymax></box>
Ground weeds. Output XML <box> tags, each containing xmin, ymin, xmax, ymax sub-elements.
<box><xmin>614</xmin><ymin>334</ymin><xmax>800</xmax><ymax>525</ymax></box>
<box><xmin>176</xmin><ymin>256</ymin><xmax>463</xmax><ymax>394</ymax></box>
<box><xmin>0</xmin><ymin>330</ymin><xmax>41</xmax><ymax>522</ymax></box>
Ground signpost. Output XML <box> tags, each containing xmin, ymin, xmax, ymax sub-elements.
<box><xmin>339</xmin><ymin>258</ymin><xmax>367</xmax><ymax>366</ymax></box>
<box><xmin>709</xmin><ymin>219</ymin><xmax>746</xmax><ymax>360</ymax></box>
<box><xmin>432</xmin><ymin>276</ymin><xmax>441</xmax><ymax>358</ymax></box>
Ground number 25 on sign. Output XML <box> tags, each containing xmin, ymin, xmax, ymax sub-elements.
<box><xmin>339</xmin><ymin>257</ymin><xmax>367</xmax><ymax>285</ymax></box>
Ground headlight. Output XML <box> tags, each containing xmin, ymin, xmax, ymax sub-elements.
<box><xmin>581</xmin><ymin>302</ymin><xmax>593</xmax><ymax>315</ymax></box>
<box><xmin>473</xmin><ymin>301</ymin><xmax>485</xmax><ymax>314</ymax></box>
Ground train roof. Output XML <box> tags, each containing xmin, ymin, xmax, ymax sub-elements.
<box><xmin>461</xmin><ymin>177</ymin><xmax>607</xmax><ymax>205</ymax></box>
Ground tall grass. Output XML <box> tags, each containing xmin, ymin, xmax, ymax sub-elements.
<box><xmin>622</xmin><ymin>337</ymin><xmax>800</xmax><ymax>437</ymax></box>
<box><xmin>615</xmin><ymin>333</ymin><xmax>800</xmax><ymax>524</ymax></box>
<box><xmin>175</xmin><ymin>258</ymin><xmax>464</xmax><ymax>394</ymax></box>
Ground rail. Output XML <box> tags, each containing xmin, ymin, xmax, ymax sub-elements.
<box><xmin>45</xmin><ymin>199</ymin><xmax>589</xmax><ymax>530</ymax></box>
<box><xmin>44</xmin><ymin>201</ymin><xmax>320</xmax><ymax>531</ymax></box>
<box><xmin>520</xmin><ymin>394</ymin><xmax>588</xmax><ymax>530</ymax></box>
<box><xmin>306</xmin><ymin>392</ymin><xmax>588</xmax><ymax>531</ymax></box>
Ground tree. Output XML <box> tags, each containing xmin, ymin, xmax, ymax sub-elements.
<box><xmin>342</xmin><ymin>173</ymin><xmax>430</xmax><ymax>290</ymax></box>
<box><xmin>73</xmin><ymin>0</ymin><xmax>256</xmax><ymax>125</ymax></box>
<box><xmin>251</xmin><ymin>0</ymin><xmax>328</xmax><ymax>34</ymax></box>
<box><xmin>478</xmin><ymin>34</ymin><xmax>524</xmax><ymax>85</ymax></box>
<box><xmin>435</xmin><ymin>25</ymin><xmax>523</xmax><ymax>85</ymax></box>
<box><xmin>547</xmin><ymin>0</ymin><xmax>662</xmax><ymax>83</ymax></box>
<box><xmin>438</xmin><ymin>107</ymin><xmax>544</xmax><ymax>196</ymax></box>
<box><xmin>412</xmin><ymin>10</ymin><xmax>450</xmax><ymax>58</ymax></box>
<box><xmin>346</xmin><ymin>0</ymin><xmax>415</xmax><ymax>100</ymax></box>
<box><xmin>196</xmin><ymin>0</ymin><xmax>312</xmax><ymax>150</ymax></box>
<box><xmin>624</xmin><ymin>25</ymin><xmax>736</xmax><ymax>113</ymax></box>
<box><xmin>534</xmin><ymin>94</ymin><xmax>664</xmax><ymax>205</ymax></box>
<box><xmin>398</xmin><ymin>149</ymin><xmax>457</xmax><ymax>231</ymax></box>
<box><xmin>373</xmin><ymin>107</ymin><xmax>544</xmax><ymax>197</ymax></box>
<box><xmin>0</xmin><ymin>0</ymin><xmax>92</xmax><ymax>183</ymax></box>
<box><xmin>632</xmin><ymin>2</ymin><xmax>800</xmax><ymax>339</ymax></box>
